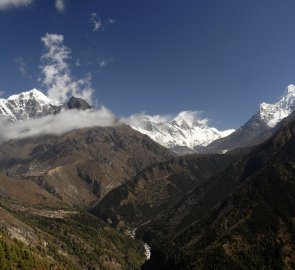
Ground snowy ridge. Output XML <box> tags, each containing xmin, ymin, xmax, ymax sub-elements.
<box><xmin>2</xmin><ymin>85</ymin><xmax>295</xmax><ymax>152</ymax></box>
<box><xmin>0</xmin><ymin>89</ymin><xmax>53</xmax><ymax>122</ymax></box>
<box><xmin>204</xmin><ymin>84</ymin><xmax>295</xmax><ymax>154</ymax></box>
<box><xmin>127</xmin><ymin>84</ymin><xmax>295</xmax><ymax>151</ymax></box>
<box><xmin>127</xmin><ymin>111</ymin><xmax>235</xmax><ymax>149</ymax></box>
<box><xmin>259</xmin><ymin>84</ymin><xmax>295</xmax><ymax>127</ymax></box>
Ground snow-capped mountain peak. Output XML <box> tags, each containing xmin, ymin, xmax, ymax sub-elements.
<box><xmin>127</xmin><ymin>111</ymin><xmax>235</xmax><ymax>150</ymax></box>
<box><xmin>0</xmin><ymin>88</ymin><xmax>53</xmax><ymax>122</ymax></box>
<box><xmin>173</xmin><ymin>111</ymin><xmax>208</xmax><ymax>128</ymax></box>
<box><xmin>286</xmin><ymin>84</ymin><xmax>295</xmax><ymax>94</ymax></box>
<box><xmin>259</xmin><ymin>84</ymin><xmax>295</xmax><ymax>128</ymax></box>
<box><xmin>7</xmin><ymin>88</ymin><xmax>51</xmax><ymax>104</ymax></box>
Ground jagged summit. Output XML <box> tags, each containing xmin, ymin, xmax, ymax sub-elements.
<box><xmin>67</xmin><ymin>96</ymin><xmax>93</xmax><ymax>110</ymax></box>
<box><xmin>7</xmin><ymin>88</ymin><xmax>51</xmax><ymax>104</ymax></box>
<box><xmin>129</xmin><ymin>85</ymin><xmax>295</xmax><ymax>153</ymax></box>
<box><xmin>2</xmin><ymin>86</ymin><xmax>295</xmax><ymax>154</ymax></box>
<box><xmin>259</xmin><ymin>84</ymin><xmax>295</xmax><ymax>127</ymax></box>
<box><xmin>0</xmin><ymin>88</ymin><xmax>53</xmax><ymax>122</ymax></box>
<box><xmin>0</xmin><ymin>89</ymin><xmax>95</xmax><ymax>122</ymax></box>
<box><xmin>128</xmin><ymin>111</ymin><xmax>235</xmax><ymax>150</ymax></box>
<box><xmin>205</xmin><ymin>84</ymin><xmax>295</xmax><ymax>153</ymax></box>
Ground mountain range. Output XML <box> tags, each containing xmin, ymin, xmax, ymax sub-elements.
<box><xmin>0</xmin><ymin>112</ymin><xmax>174</xmax><ymax>269</ymax></box>
<box><xmin>94</xmin><ymin>105</ymin><xmax>295</xmax><ymax>270</ymax></box>
<box><xmin>204</xmin><ymin>84</ymin><xmax>295</xmax><ymax>153</ymax></box>
<box><xmin>0</xmin><ymin>86</ymin><xmax>295</xmax><ymax>269</ymax></box>
<box><xmin>0</xmin><ymin>125</ymin><xmax>174</xmax><ymax>208</ymax></box>
<box><xmin>129</xmin><ymin>85</ymin><xmax>295</xmax><ymax>153</ymax></box>
<box><xmin>125</xmin><ymin>111</ymin><xmax>235</xmax><ymax>153</ymax></box>
<box><xmin>2</xmin><ymin>86</ymin><xmax>295</xmax><ymax>154</ymax></box>
<box><xmin>0</xmin><ymin>88</ymin><xmax>93</xmax><ymax>123</ymax></box>
<box><xmin>138</xmin><ymin>110</ymin><xmax>295</xmax><ymax>269</ymax></box>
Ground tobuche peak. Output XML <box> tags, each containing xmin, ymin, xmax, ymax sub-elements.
<box><xmin>0</xmin><ymin>89</ymin><xmax>53</xmax><ymax>122</ymax></box>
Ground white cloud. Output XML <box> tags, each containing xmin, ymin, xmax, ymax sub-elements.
<box><xmin>98</xmin><ymin>58</ymin><xmax>113</xmax><ymax>68</ymax></box>
<box><xmin>75</xmin><ymin>59</ymin><xmax>81</xmax><ymax>67</ymax></box>
<box><xmin>0</xmin><ymin>90</ymin><xmax>5</xmax><ymax>97</ymax></box>
<box><xmin>90</xmin><ymin>13</ymin><xmax>103</xmax><ymax>32</ymax></box>
<box><xmin>0</xmin><ymin>0</ymin><xmax>66</xmax><ymax>12</ymax></box>
<box><xmin>40</xmin><ymin>33</ymin><xmax>94</xmax><ymax>104</ymax></box>
<box><xmin>122</xmin><ymin>113</ymin><xmax>171</xmax><ymax>125</ymax></box>
<box><xmin>0</xmin><ymin>0</ymin><xmax>32</xmax><ymax>10</ymax></box>
<box><xmin>99</xmin><ymin>61</ymin><xmax>107</xmax><ymax>68</ymax></box>
<box><xmin>0</xmin><ymin>107</ymin><xmax>116</xmax><ymax>141</ymax></box>
<box><xmin>121</xmin><ymin>110</ymin><xmax>210</xmax><ymax>129</ymax></box>
<box><xmin>89</xmin><ymin>13</ymin><xmax>117</xmax><ymax>32</ymax></box>
<box><xmin>93</xmin><ymin>20</ymin><xmax>102</xmax><ymax>31</ymax></box>
<box><xmin>107</xmin><ymin>18</ymin><xmax>117</xmax><ymax>24</ymax></box>
<box><xmin>55</xmin><ymin>0</ymin><xmax>65</xmax><ymax>13</ymax></box>
<box><xmin>15</xmin><ymin>57</ymin><xmax>29</xmax><ymax>76</ymax></box>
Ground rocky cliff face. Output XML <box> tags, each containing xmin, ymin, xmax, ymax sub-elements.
<box><xmin>67</xmin><ymin>96</ymin><xmax>93</xmax><ymax>110</ymax></box>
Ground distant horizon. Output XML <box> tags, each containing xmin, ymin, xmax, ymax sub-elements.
<box><xmin>1</xmin><ymin>1</ymin><xmax>295</xmax><ymax>129</ymax></box>
<box><xmin>0</xmin><ymin>83</ymin><xmax>292</xmax><ymax>132</ymax></box>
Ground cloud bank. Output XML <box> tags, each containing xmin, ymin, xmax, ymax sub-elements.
<box><xmin>40</xmin><ymin>33</ymin><xmax>94</xmax><ymax>104</ymax></box>
<box><xmin>0</xmin><ymin>0</ymin><xmax>32</xmax><ymax>10</ymax></box>
<box><xmin>0</xmin><ymin>107</ymin><xmax>116</xmax><ymax>141</ymax></box>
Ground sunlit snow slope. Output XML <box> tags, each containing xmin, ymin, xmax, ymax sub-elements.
<box><xmin>128</xmin><ymin>111</ymin><xmax>235</xmax><ymax>149</ymax></box>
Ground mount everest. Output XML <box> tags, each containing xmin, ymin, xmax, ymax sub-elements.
<box><xmin>126</xmin><ymin>111</ymin><xmax>235</xmax><ymax>150</ymax></box>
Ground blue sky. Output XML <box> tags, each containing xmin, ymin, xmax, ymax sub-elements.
<box><xmin>0</xmin><ymin>0</ymin><xmax>295</xmax><ymax>129</ymax></box>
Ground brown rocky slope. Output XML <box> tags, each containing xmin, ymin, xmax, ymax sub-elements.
<box><xmin>0</xmin><ymin>124</ymin><xmax>175</xmax><ymax>209</ymax></box>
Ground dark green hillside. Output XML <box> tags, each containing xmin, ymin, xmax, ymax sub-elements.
<box><xmin>93</xmin><ymin>153</ymin><xmax>240</xmax><ymax>229</ymax></box>
<box><xmin>0</xmin><ymin>234</ymin><xmax>51</xmax><ymax>270</ymax></box>
<box><xmin>0</xmin><ymin>125</ymin><xmax>175</xmax><ymax>269</ymax></box>
<box><xmin>0</xmin><ymin>197</ymin><xmax>146</xmax><ymax>270</ymax></box>
<box><xmin>16</xmin><ymin>212</ymin><xmax>146</xmax><ymax>269</ymax></box>
<box><xmin>141</xmin><ymin>112</ymin><xmax>295</xmax><ymax>270</ymax></box>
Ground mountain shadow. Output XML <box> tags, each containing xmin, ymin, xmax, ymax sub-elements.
<box><xmin>140</xmin><ymin>112</ymin><xmax>295</xmax><ymax>270</ymax></box>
